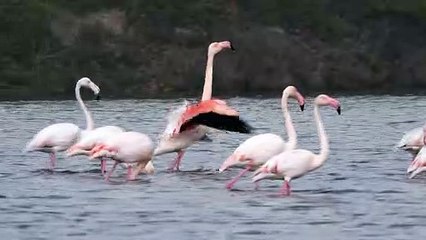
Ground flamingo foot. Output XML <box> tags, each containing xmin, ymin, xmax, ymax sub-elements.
<box><xmin>254</xmin><ymin>182</ymin><xmax>260</xmax><ymax>191</ymax></box>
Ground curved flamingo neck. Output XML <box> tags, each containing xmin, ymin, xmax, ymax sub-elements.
<box><xmin>312</xmin><ymin>104</ymin><xmax>329</xmax><ymax>169</ymax></box>
<box><xmin>75</xmin><ymin>83</ymin><xmax>94</xmax><ymax>130</ymax></box>
<box><xmin>201</xmin><ymin>53</ymin><xmax>215</xmax><ymax>101</ymax></box>
<box><xmin>281</xmin><ymin>93</ymin><xmax>297</xmax><ymax>150</ymax></box>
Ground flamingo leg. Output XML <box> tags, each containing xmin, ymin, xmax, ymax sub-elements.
<box><xmin>49</xmin><ymin>152</ymin><xmax>56</xmax><ymax>170</ymax></box>
<box><xmin>100</xmin><ymin>158</ymin><xmax>107</xmax><ymax>176</ymax></box>
<box><xmin>168</xmin><ymin>150</ymin><xmax>185</xmax><ymax>171</ymax></box>
<box><xmin>126</xmin><ymin>165</ymin><xmax>133</xmax><ymax>181</ymax></box>
<box><xmin>226</xmin><ymin>166</ymin><xmax>251</xmax><ymax>190</ymax></box>
<box><xmin>105</xmin><ymin>162</ymin><xmax>118</xmax><ymax>182</ymax></box>
<box><xmin>279</xmin><ymin>180</ymin><xmax>291</xmax><ymax>196</ymax></box>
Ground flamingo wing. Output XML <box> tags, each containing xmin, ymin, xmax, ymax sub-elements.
<box><xmin>175</xmin><ymin>99</ymin><xmax>253</xmax><ymax>134</ymax></box>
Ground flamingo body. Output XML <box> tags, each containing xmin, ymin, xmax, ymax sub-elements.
<box><xmin>90</xmin><ymin>131</ymin><xmax>154</xmax><ymax>180</ymax></box>
<box><xmin>220</xmin><ymin>133</ymin><xmax>285</xmax><ymax>170</ymax></box>
<box><xmin>175</xmin><ymin>99</ymin><xmax>252</xmax><ymax>134</ymax></box>
<box><xmin>252</xmin><ymin>149</ymin><xmax>317</xmax><ymax>183</ymax></box>
<box><xmin>25</xmin><ymin>123</ymin><xmax>81</xmax><ymax>153</ymax></box>
<box><xmin>398</xmin><ymin>127</ymin><xmax>423</xmax><ymax>156</ymax></box>
<box><xmin>66</xmin><ymin>125</ymin><xmax>124</xmax><ymax>156</ymax></box>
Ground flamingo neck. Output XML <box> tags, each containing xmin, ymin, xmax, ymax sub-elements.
<box><xmin>75</xmin><ymin>84</ymin><xmax>94</xmax><ymax>130</ymax></box>
<box><xmin>281</xmin><ymin>94</ymin><xmax>297</xmax><ymax>150</ymax></box>
<box><xmin>312</xmin><ymin>104</ymin><xmax>329</xmax><ymax>169</ymax></box>
<box><xmin>201</xmin><ymin>53</ymin><xmax>215</xmax><ymax>101</ymax></box>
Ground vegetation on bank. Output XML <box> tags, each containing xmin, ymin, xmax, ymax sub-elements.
<box><xmin>2</xmin><ymin>0</ymin><xmax>426</xmax><ymax>99</ymax></box>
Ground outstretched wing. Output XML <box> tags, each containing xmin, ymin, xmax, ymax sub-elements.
<box><xmin>174</xmin><ymin>99</ymin><xmax>252</xmax><ymax>134</ymax></box>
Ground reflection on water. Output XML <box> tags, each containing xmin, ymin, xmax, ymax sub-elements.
<box><xmin>0</xmin><ymin>96</ymin><xmax>426</xmax><ymax>239</ymax></box>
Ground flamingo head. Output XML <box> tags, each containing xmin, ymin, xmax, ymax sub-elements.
<box><xmin>89</xmin><ymin>144</ymin><xmax>117</xmax><ymax>159</ymax></box>
<box><xmin>208</xmin><ymin>41</ymin><xmax>235</xmax><ymax>56</ymax></box>
<box><xmin>66</xmin><ymin>144</ymin><xmax>90</xmax><ymax>157</ymax></box>
<box><xmin>315</xmin><ymin>94</ymin><xmax>341</xmax><ymax>115</ymax></box>
<box><xmin>219</xmin><ymin>154</ymin><xmax>245</xmax><ymax>172</ymax></box>
<box><xmin>77</xmin><ymin>77</ymin><xmax>101</xmax><ymax>97</ymax></box>
<box><xmin>283</xmin><ymin>86</ymin><xmax>305</xmax><ymax>111</ymax></box>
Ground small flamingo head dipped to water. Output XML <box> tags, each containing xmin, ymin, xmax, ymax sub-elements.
<box><xmin>208</xmin><ymin>41</ymin><xmax>235</xmax><ymax>56</ymax></box>
<box><xmin>315</xmin><ymin>94</ymin><xmax>341</xmax><ymax>115</ymax></box>
<box><xmin>283</xmin><ymin>86</ymin><xmax>305</xmax><ymax>111</ymax></box>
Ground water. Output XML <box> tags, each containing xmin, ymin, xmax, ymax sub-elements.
<box><xmin>0</xmin><ymin>95</ymin><xmax>425</xmax><ymax>240</ymax></box>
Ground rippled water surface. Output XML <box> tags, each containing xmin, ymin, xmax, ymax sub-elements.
<box><xmin>1</xmin><ymin>95</ymin><xmax>426</xmax><ymax>239</ymax></box>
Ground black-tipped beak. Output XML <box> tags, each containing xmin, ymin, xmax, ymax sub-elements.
<box><xmin>95</xmin><ymin>94</ymin><xmax>101</xmax><ymax>101</ymax></box>
<box><xmin>337</xmin><ymin>106</ymin><xmax>341</xmax><ymax>115</ymax></box>
<box><xmin>300</xmin><ymin>104</ymin><xmax>305</xmax><ymax>111</ymax></box>
<box><xmin>230</xmin><ymin>43</ymin><xmax>235</xmax><ymax>51</ymax></box>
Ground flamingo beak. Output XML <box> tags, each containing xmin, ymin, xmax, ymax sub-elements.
<box><xmin>66</xmin><ymin>148</ymin><xmax>89</xmax><ymax>157</ymax></box>
<box><xmin>300</xmin><ymin>104</ymin><xmax>305</xmax><ymax>111</ymax></box>
<box><xmin>337</xmin><ymin>106</ymin><xmax>341</xmax><ymax>115</ymax></box>
<box><xmin>230</xmin><ymin>43</ymin><xmax>235</xmax><ymax>51</ymax></box>
<box><xmin>95</xmin><ymin>94</ymin><xmax>101</xmax><ymax>101</ymax></box>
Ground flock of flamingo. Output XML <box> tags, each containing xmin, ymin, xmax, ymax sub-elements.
<box><xmin>25</xmin><ymin>40</ymin><xmax>360</xmax><ymax>196</ymax></box>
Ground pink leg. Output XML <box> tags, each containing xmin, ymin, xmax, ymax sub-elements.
<box><xmin>100</xmin><ymin>158</ymin><xmax>107</xmax><ymax>176</ymax></box>
<box><xmin>279</xmin><ymin>180</ymin><xmax>291</xmax><ymax>196</ymax></box>
<box><xmin>226</xmin><ymin>166</ymin><xmax>251</xmax><ymax>190</ymax></box>
<box><xmin>254</xmin><ymin>182</ymin><xmax>260</xmax><ymax>190</ymax></box>
<box><xmin>105</xmin><ymin>162</ymin><xmax>118</xmax><ymax>182</ymax></box>
<box><xmin>168</xmin><ymin>150</ymin><xmax>185</xmax><ymax>171</ymax></box>
<box><xmin>49</xmin><ymin>153</ymin><xmax>56</xmax><ymax>170</ymax></box>
<box><xmin>126</xmin><ymin>165</ymin><xmax>133</xmax><ymax>181</ymax></box>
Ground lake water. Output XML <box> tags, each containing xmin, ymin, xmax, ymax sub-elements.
<box><xmin>0</xmin><ymin>95</ymin><xmax>425</xmax><ymax>240</ymax></box>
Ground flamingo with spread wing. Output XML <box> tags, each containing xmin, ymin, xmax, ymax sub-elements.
<box><xmin>154</xmin><ymin>41</ymin><xmax>252</xmax><ymax>171</ymax></box>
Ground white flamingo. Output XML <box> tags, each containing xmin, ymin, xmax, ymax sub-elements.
<box><xmin>397</xmin><ymin>127</ymin><xmax>423</xmax><ymax>157</ymax></box>
<box><xmin>154</xmin><ymin>41</ymin><xmax>252</xmax><ymax>171</ymax></box>
<box><xmin>219</xmin><ymin>86</ymin><xmax>305</xmax><ymax>189</ymax></box>
<box><xmin>406</xmin><ymin>124</ymin><xmax>426</xmax><ymax>178</ymax></box>
<box><xmin>66</xmin><ymin>125</ymin><xmax>125</xmax><ymax>173</ymax></box>
<box><xmin>252</xmin><ymin>94</ymin><xmax>341</xmax><ymax>195</ymax></box>
<box><xmin>89</xmin><ymin>131</ymin><xmax>154</xmax><ymax>181</ymax></box>
<box><xmin>24</xmin><ymin>77</ymin><xmax>100</xmax><ymax>169</ymax></box>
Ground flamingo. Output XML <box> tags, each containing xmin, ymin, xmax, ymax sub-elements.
<box><xmin>406</xmin><ymin>124</ymin><xmax>426</xmax><ymax>178</ymax></box>
<box><xmin>24</xmin><ymin>77</ymin><xmax>100</xmax><ymax>169</ymax></box>
<box><xmin>252</xmin><ymin>94</ymin><xmax>341</xmax><ymax>196</ymax></box>
<box><xmin>66</xmin><ymin>125</ymin><xmax>125</xmax><ymax>174</ymax></box>
<box><xmin>397</xmin><ymin>127</ymin><xmax>423</xmax><ymax>157</ymax></box>
<box><xmin>219</xmin><ymin>86</ymin><xmax>305</xmax><ymax>190</ymax></box>
<box><xmin>154</xmin><ymin>41</ymin><xmax>252</xmax><ymax>171</ymax></box>
<box><xmin>89</xmin><ymin>131</ymin><xmax>154</xmax><ymax>181</ymax></box>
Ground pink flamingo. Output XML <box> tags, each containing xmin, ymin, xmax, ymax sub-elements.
<box><xmin>154</xmin><ymin>41</ymin><xmax>252</xmax><ymax>171</ymax></box>
<box><xmin>66</xmin><ymin>125</ymin><xmax>125</xmax><ymax>174</ymax></box>
<box><xmin>252</xmin><ymin>94</ymin><xmax>341</xmax><ymax>196</ymax></box>
<box><xmin>219</xmin><ymin>86</ymin><xmax>305</xmax><ymax>189</ymax></box>
<box><xmin>89</xmin><ymin>131</ymin><xmax>154</xmax><ymax>181</ymax></box>
<box><xmin>406</xmin><ymin>124</ymin><xmax>426</xmax><ymax>178</ymax></box>
<box><xmin>24</xmin><ymin>77</ymin><xmax>100</xmax><ymax>169</ymax></box>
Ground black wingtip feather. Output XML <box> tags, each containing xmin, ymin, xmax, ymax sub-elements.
<box><xmin>180</xmin><ymin>112</ymin><xmax>253</xmax><ymax>134</ymax></box>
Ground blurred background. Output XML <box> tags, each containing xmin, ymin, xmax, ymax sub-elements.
<box><xmin>2</xmin><ymin>0</ymin><xmax>426</xmax><ymax>99</ymax></box>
